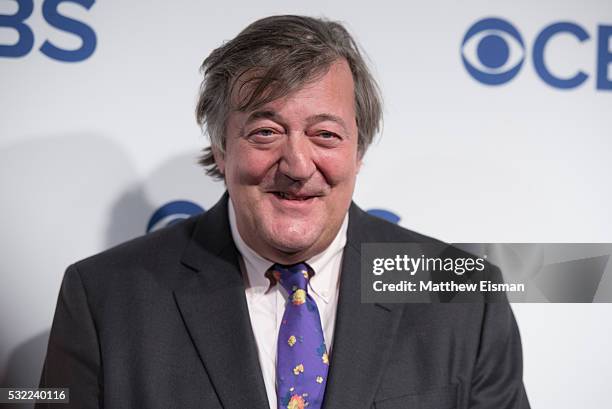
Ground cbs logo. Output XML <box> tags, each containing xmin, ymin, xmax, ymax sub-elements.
<box><xmin>0</xmin><ymin>0</ymin><xmax>96</xmax><ymax>62</ymax></box>
<box><xmin>462</xmin><ymin>17</ymin><xmax>612</xmax><ymax>90</ymax></box>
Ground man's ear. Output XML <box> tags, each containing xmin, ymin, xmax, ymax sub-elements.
<box><xmin>211</xmin><ymin>145</ymin><xmax>226</xmax><ymax>175</ymax></box>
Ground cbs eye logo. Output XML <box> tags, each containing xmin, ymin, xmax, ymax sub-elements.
<box><xmin>462</xmin><ymin>17</ymin><xmax>612</xmax><ymax>90</ymax></box>
<box><xmin>461</xmin><ymin>18</ymin><xmax>525</xmax><ymax>86</ymax></box>
<box><xmin>146</xmin><ymin>201</ymin><xmax>205</xmax><ymax>233</ymax></box>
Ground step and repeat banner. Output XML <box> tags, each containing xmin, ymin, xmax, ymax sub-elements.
<box><xmin>1</xmin><ymin>0</ymin><xmax>611</xmax><ymax>407</ymax></box>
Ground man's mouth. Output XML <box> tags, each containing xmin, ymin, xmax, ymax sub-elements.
<box><xmin>272</xmin><ymin>192</ymin><xmax>316</xmax><ymax>201</ymax></box>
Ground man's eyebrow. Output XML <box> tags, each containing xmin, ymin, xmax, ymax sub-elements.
<box><xmin>306</xmin><ymin>113</ymin><xmax>349</xmax><ymax>134</ymax></box>
<box><xmin>243</xmin><ymin>110</ymin><xmax>350</xmax><ymax>134</ymax></box>
<box><xmin>244</xmin><ymin>110</ymin><xmax>283</xmax><ymax>126</ymax></box>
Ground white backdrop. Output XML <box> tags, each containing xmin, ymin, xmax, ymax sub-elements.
<box><xmin>1</xmin><ymin>0</ymin><xmax>611</xmax><ymax>407</ymax></box>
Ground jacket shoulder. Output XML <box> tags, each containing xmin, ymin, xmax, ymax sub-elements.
<box><xmin>73</xmin><ymin>215</ymin><xmax>200</xmax><ymax>282</ymax></box>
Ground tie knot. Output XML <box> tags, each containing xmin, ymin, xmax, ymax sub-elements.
<box><xmin>271</xmin><ymin>263</ymin><xmax>312</xmax><ymax>295</ymax></box>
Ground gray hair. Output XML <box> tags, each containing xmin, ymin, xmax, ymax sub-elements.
<box><xmin>195</xmin><ymin>15</ymin><xmax>382</xmax><ymax>179</ymax></box>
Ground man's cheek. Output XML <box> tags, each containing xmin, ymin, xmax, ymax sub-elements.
<box><xmin>319</xmin><ymin>163</ymin><xmax>357</xmax><ymax>186</ymax></box>
<box><xmin>231</xmin><ymin>160</ymin><xmax>269</xmax><ymax>185</ymax></box>
<box><xmin>318</xmin><ymin>150</ymin><xmax>359</xmax><ymax>177</ymax></box>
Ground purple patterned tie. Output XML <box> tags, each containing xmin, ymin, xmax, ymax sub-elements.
<box><xmin>273</xmin><ymin>263</ymin><xmax>329</xmax><ymax>409</ymax></box>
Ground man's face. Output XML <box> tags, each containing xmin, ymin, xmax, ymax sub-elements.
<box><xmin>214</xmin><ymin>59</ymin><xmax>361</xmax><ymax>264</ymax></box>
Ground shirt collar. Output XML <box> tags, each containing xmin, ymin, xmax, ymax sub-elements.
<box><xmin>228</xmin><ymin>198</ymin><xmax>348</xmax><ymax>303</ymax></box>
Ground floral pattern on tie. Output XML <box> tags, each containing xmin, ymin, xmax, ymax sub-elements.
<box><xmin>292</xmin><ymin>289</ymin><xmax>307</xmax><ymax>305</ymax></box>
<box><xmin>274</xmin><ymin>263</ymin><xmax>329</xmax><ymax>409</ymax></box>
<box><xmin>287</xmin><ymin>395</ymin><xmax>305</xmax><ymax>409</ymax></box>
<box><xmin>293</xmin><ymin>364</ymin><xmax>304</xmax><ymax>375</ymax></box>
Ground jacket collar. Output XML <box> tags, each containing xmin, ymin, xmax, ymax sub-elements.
<box><xmin>179</xmin><ymin>191</ymin><xmax>236</xmax><ymax>272</ymax></box>
<box><xmin>175</xmin><ymin>192</ymin><xmax>270</xmax><ymax>409</ymax></box>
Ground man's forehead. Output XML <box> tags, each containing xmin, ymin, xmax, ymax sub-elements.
<box><xmin>229</xmin><ymin>58</ymin><xmax>353</xmax><ymax>113</ymax></box>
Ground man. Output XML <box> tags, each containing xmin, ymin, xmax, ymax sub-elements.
<box><xmin>39</xmin><ymin>15</ymin><xmax>530</xmax><ymax>409</ymax></box>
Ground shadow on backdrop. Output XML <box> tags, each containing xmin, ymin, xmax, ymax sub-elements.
<box><xmin>105</xmin><ymin>151</ymin><xmax>225</xmax><ymax>247</ymax></box>
<box><xmin>0</xmin><ymin>330</ymin><xmax>50</xmax><ymax>409</ymax></box>
<box><xmin>0</xmin><ymin>133</ymin><xmax>139</xmax><ymax>402</ymax></box>
<box><xmin>1</xmin><ymin>142</ymin><xmax>224</xmax><ymax>399</ymax></box>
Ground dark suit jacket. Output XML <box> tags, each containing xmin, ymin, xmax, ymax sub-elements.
<box><xmin>38</xmin><ymin>194</ymin><xmax>530</xmax><ymax>409</ymax></box>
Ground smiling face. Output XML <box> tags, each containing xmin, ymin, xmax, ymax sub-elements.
<box><xmin>214</xmin><ymin>59</ymin><xmax>361</xmax><ymax>264</ymax></box>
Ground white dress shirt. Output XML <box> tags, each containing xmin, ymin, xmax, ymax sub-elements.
<box><xmin>228</xmin><ymin>199</ymin><xmax>347</xmax><ymax>409</ymax></box>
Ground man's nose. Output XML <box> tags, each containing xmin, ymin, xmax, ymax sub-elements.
<box><xmin>278</xmin><ymin>135</ymin><xmax>316</xmax><ymax>181</ymax></box>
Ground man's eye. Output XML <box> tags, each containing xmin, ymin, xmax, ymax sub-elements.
<box><xmin>318</xmin><ymin>131</ymin><xmax>338</xmax><ymax>139</ymax></box>
<box><xmin>247</xmin><ymin>128</ymin><xmax>282</xmax><ymax>144</ymax></box>
<box><xmin>253</xmin><ymin>128</ymin><xmax>276</xmax><ymax>137</ymax></box>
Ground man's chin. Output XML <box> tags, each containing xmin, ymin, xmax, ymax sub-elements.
<box><xmin>262</xmin><ymin>233</ymin><xmax>321</xmax><ymax>262</ymax></box>
<box><xmin>269</xmin><ymin>237</ymin><xmax>316</xmax><ymax>254</ymax></box>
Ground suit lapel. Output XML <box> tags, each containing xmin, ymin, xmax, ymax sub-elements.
<box><xmin>322</xmin><ymin>205</ymin><xmax>405</xmax><ymax>409</ymax></box>
<box><xmin>173</xmin><ymin>194</ymin><xmax>270</xmax><ymax>409</ymax></box>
